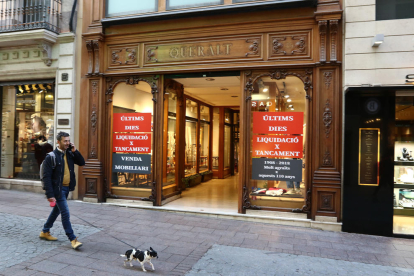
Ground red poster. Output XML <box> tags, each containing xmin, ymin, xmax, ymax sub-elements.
<box><xmin>252</xmin><ymin>135</ymin><xmax>303</xmax><ymax>158</ymax></box>
<box><xmin>113</xmin><ymin>133</ymin><xmax>151</xmax><ymax>153</ymax></box>
<box><xmin>113</xmin><ymin>113</ymin><xmax>151</xmax><ymax>133</ymax></box>
<box><xmin>253</xmin><ymin>112</ymin><xmax>303</xmax><ymax>134</ymax></box>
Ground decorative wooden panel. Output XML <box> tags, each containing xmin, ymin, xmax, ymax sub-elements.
<box><xmin>86</xmin><ymin>178</ymin><xmax>97</xmax><ymax>194</ymax></box>
<box><xmin>108</xmin><ymin>45</ymin><xmax>139</xmax><ymax>69</ymax></box>
<box><xmin>268</xmin><ymin>30</ymin><xmax>312</xmax><ymax>60</ymax></box>
<box><xmin>89</xmin><ymin>79</ymin><xmax>99</xmax><ymax>159</ymax></box>
<box><xmin>143</xmin><ymin>35</ymin><xmax>263</xmax><ymax>66</ymax></box>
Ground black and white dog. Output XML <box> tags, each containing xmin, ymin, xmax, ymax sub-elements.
<box><xmin>120</xmin><ymin>247</ymin><xmax>158</xmax><ymax>272</ymax></box>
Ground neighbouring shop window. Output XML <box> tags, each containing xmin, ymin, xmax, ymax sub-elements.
<box><xmin>212</xmin><ymin>107</ymin><xmax>220</xmax><ymax>170</ymax></box>
<box><xmin>249</xmin><ymin>76</ymin><xmax>307</xmax><ymax>209</ymax></box>
<box><xmin>106</xmin><ymin>0</ymin><xmax>157</xmax><ymax>17</ymax></box>
<box><xmin>376</xmin><ymin>0</ymin><xmax>414</xmax><ymax>20</ymax></box>
<box><xmin>199</xmin><ymin>105</ymin><xmax>210</xmax><ymax>172</ymax></box>
<box><xmin>111</xmin><ymin>82</ymin><xmax>153</xmax><ymax>194</ymax></box>
<box><xmin>167</xmin><ymin>0</ymin><xmax>222</xmax><ymax>10</ymax></box>
<box><xmin>1</xmin><ymin>83</ymin><xmax>54</xmax><ymax>180</ymax></box>
<box><xmin>185</xmin><ymin>99</ymin><xmax>198</xmax><ymax>176</ymax></box>
<box><xmin>164</xmin><ymin>91</ymin><xmax>177</xmax><ymax>186</ymax></box>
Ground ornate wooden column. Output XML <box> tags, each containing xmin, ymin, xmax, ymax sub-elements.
<box><xmin>78</xmin><ymin>0</ymin><xmax>106</xmax><ymax>202</ymax></box>
<box><xmin>311</xmin><ymin>1</ymin><xmax>342</xmax><ymax>221</ymax></box>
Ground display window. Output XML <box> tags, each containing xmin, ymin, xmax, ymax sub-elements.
<box><xmin>212</xmin><ymin>107</ymin><xmax>220</xmax><ymax>170</ymax></box>
<box><xmin>1</xmin><ymin>83</ymin><xmax>54</xmax><ymax>180</ymax></box>
<box><xmin>248</xmin><ymin>76</ymin><xmax>307</xmax><ymax>209</ymax></box>
<box><xmin>199</xmin><ymin>105</ymin><xmax>210</xmax><ymax>172</ymax></box>
<box><xmin>111</xmin><ymin>82</ymin><xmax>153</xmax><ymax>196</ymax></box>
<box><xmin>164</xmin><ymin>91</ymin><xmax>177</xmax><ymax>186</ymax></box>
<box><xmin>394</xmin><ymin>93</ymin><xmax>414</xmax><ymax>235</ymax></box>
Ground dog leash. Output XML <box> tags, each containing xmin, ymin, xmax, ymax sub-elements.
<box><xmin>72</xmin><ymin>214</ymin><xmax>138</xmax><ymax>249</ymax></box>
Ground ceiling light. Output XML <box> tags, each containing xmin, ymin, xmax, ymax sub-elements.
<box><xmin>287</xmin><ymin>99</ymin><xmax>292</xmax><ymax>102</ymax></box>
<box><xmin>263</xmin><ymin>88</ymin><xmax>269</xmax><ymax>92</ymax></box>
<box><xmin>284</xmin><ymin>95</ymin><xmax>289</xmax><ymax>98</ymax></box>
<box><xmin>206</xmin><ymin>78</ymin><xmax>215</xmax><ymax>81</ymax></box>
<box><xmin>276</xmin><ymin>108</ymin><xmax>278</xmax><ymax>111</ymax></box>
<box><xmin>288</xmin><ymin>104</ymin><xmax>293</xmax><ymax>108</ymax></box>
<box><xmin>290</xmin><ymin>108</ymin><xmax>294</xmax><ymax>110</ymax></box>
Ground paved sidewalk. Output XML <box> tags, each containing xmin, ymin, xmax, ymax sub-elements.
<box><xmin>1</xmin><ymin>189</ymin><xmax>414</xmax><ymax>276</ymax></box>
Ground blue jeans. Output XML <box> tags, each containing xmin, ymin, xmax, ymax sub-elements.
<box><xmin>42</xmin><ymin>186</ymin><xmax>76</xmax><ymax>241</ymax></box>
<box><xmin>286</xmin><ymin>181</ymin><xmax>300</xmax><ymax>189</ymax></box>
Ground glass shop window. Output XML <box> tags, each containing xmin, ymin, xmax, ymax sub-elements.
<box><xmin>0</xmin><ymin>83</ymin><xmax>55</xmax><ymax>180</ymax></box>
<box><xmin>249</xmin><ymin>76</ymin><xmax>307</xmax><ymax>209</ymax></box>
<box><xmin>212</xmin><ymin>107</ymin><xmax>220</xmax><ymax>170</ymax></box>
<box><xmin>167</xmin><ymin>0</ymin><xmax>222</xmax><ymax>10</ymax></box>
<box><xmin>185</xmin><ymin>99</ymin><xmax>198</xmax><ymax>176</ymax></box>
<box><xmin>106</xmin><ymin>0</ymin><xmax>157</xmax><ymax>17</ymax></box>
<box><xmin>111</xmin><ymin>82</ymin><xmax>153</xmax><ymax>194</ymax></box>
<box><xmin>199</xmin><ymin>105</ymin><xmax>210</xmax><ymax>172</ymax></box>
<box><xmin>164</xmin><ymin>90</ymin><xmax>177</xmax><ymax>186</ymax></box>
<box><xmin>376</xmin><ymin>0</ymin><xmax>414</xmax><ymax>20</ymax></box>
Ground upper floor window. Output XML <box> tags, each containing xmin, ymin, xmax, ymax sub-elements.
<box><xmin>106</xmin><ymin>0</ymin><xmax>158</xmax><ymax>17</ymax></box>
<box><xmin>167</xmin><ymin>0</ymin><xmax>222</xmax><ymax>10</ymax></box>
<box><xmin>376</xmin><ymin>0</ymin><xmax>414</xmax><ymax>20</ymax></box>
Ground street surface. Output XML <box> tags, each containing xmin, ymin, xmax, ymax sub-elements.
<box><xmin>1</xmin><ymin>189</ymin><xmax>414</xmax><ymax>275</ymax></box>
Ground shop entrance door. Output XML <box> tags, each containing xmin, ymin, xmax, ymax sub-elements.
<box><xmin>161</xmin><ymin>72</ymin><xmax>241</xmax><ymax>212</ymax></box>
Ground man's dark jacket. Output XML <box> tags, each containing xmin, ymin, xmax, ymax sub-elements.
<box><xmin>43</xmin><ymin>148</ymin><xmax>85</xmax><ymax>199</ymax></box>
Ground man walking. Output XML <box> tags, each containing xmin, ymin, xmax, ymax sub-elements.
<box><xmin>40</xmin><ymin>131</ymin><xmax>85</xmax><ymax>249</ymax></box>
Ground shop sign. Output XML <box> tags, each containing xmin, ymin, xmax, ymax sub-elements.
<box><xmin>112</xmin><ymin>153</ymin><xmax>151</xmax><ymax>174</ymax></box>
<box><xmin>359</xmin><ymin>128</ymin><xmax>380</xmax><ymax>186</ymax></box>
<box><xmin>252</xmin><ymin>101</ymin><xmax>273</xmax><ymax>108</ymax></box>
<box><xmin>253</xmin><ymin>112</ymin><xmax>303</xmax><ymax>134</ymax></box>
<box><xmin>113</xmin><ymin>113</ymin><xmax>151</xmax><ymax>133</ymax></box>
<box><xmin>144</xmin><ymin>36</ymin><xmax>261</xmax><ymax>64</ymax></box>
<box><xmin>113</xmin><ymin>133</ymin><xmax>151</xmax><ymax>153</ymax></box>
<box><xmin>252</xmin><ymin>135</ymin><xmax>303</xmax><ymax>158</ymax></box>
<box><xmin>251</xmin><ymin>158</ymin><xmax>302</xmax><ymax>181</ymax></box>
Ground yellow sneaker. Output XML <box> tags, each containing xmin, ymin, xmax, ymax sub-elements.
<box><xmin>39</xmin><ymin>231</ymin><xmax>58</xmax><ymax>241</ymax></box>
<box><xmin>71</xmin><ymin>238</ymin><xmax>83</xmax><ymax>249</ymax></box>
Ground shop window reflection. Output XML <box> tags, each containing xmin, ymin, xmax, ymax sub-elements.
<box><xmin>1</xmin><ymin>84</ymin><xmax>54</xmax><ymax>180</ymax></box>
<box><xmin>111</xmin><ymin>82</ymin><xmax>153</xmax><ymax>193</ymax></box>
<box><xmin>249</xmin><ymin>76</ymin><xmax>307</xmax><ymax>209</ymax></box>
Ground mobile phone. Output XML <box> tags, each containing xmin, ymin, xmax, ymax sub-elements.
<box><xmin>50</xmin><ymin>201</ymin><xmax>56</xmax><ymax>207</ymax></box>
<box><xmin>68</xmin><ymin>143</ymin><xmax>73</xmax><ymax>151</ymax></box>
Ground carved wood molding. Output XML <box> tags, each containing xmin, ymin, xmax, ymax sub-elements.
<box><xmin>242</xmin><ymin>186</ymin><xmax>261</xmax><ymax>210</ymax></box>
<box><xmin>86</xmin><ymin>40</ymin><xmax>93</xmax><ymax>76</ymax></box>
<box><xmin>86</xmin><ymin>178</ymin><xmax>97</xmax><ymax>194</ymax></box>
<box><xmin>147</xmin><ymin>46</ymin><xmax>158</xmax><ymax>62</ymax></box>
<box><xmin>323</xmin><ymin>99</ymin><xmax>332</xmax><ymax>138</ymax></box>
<box><xmin>324</xmin><ymin>71</ymin><xmax>332</xmax><ymax>89</ymax></box>
<box><xmin>329</xmin><ymin>20</ymin><xmax>338</xmax><ymax>63</ymax></box>
<box><xmin>91</xmin><ymin>104</ymin><xmax>97</xmax><ymax>135</ymax></box>
<box><xmin>126</xmin><ymin>48</ymin><xmax>137</xmax><ymax>64</ymax></box>
<box><xmin>111</xmin><ymin>49</ymin><xmax>122</xmax><ymax>65</ymax></box>
<box><xmin>293</xmin><ymin>189</ymin><xmax>311</xmax><ymax>213</ymax></box>
<box><xmin>93</xmin><ymin>40</ymin><xmax>100</xmax><ymax>76</ymax></box>
<box><xmin>271</xmin><ymin>35</ymin><xmax>307</xmax><ymax>56</ymax></box>
<box><xmin>318</xmin><ymin>20</ymin><xmax>327</xmax><ymax>64</ymax></box>
<box><xmin>90</xmin><ymin>145</ymin><xmax>97</xmax><ymax>159</ymax></box>
<box><xmin>244</xmin><ymin>68</ymin><xmax>313</xmax><ymax>101</ymax></box>
<box><xmin>323</xmin><ymin>148</ymin><xmax>332</xmax><ymax>166</ymax></box>
<box><xmin>245</xmin><ymin>39</ymin><xmax>259</xmax><ymax>57</ymax></box>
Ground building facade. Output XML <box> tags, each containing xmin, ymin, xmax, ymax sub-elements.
<box><xmin>343</xmin><ymin>0</ymin><xmax>414</xmax><ymax>236</ymax></box>
<box><xmin>0</xmin><ymin>0</ymin><xmax>80</xmax><ymax>194</ymax></box>
<box><xmin>81</xmin><ymin>0</ymin><xmax>342</xmax><ymax>228</ymax></box>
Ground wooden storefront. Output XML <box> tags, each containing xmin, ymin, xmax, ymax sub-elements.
<box><xmin>79</xmin><ymin>0</ymin><xmax>343</xmax><ymax>221</ymax></box>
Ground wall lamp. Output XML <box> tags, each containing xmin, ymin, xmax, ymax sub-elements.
<box><xmin>372</xmin><ymin>34</ymin><xmax>384</xmax><ymax>47</ymax></box>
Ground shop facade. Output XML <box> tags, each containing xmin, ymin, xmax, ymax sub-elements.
<box><xmin>79</xmin><ymin>0</ymin><xmax>343</xmax><ymax>223</ymax></box>
<box><xmin>343</xmin><ymin>0</ymin><xmax>414</xmax><ymax>237</ymax></box>
<box><xmin>0</xmin><ymin>0</ymin><xmax>80</xmax><ymax>193</ymax></box>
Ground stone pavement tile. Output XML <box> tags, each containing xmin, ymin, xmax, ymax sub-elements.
<box><xmin>357</xmin><ymin>245</ymin><xmax>390</xmax><ymax>254</ymax></box>
<box><xmin>152</xmin><ymin>222</ymin><xmax>175</xmax><ymax>229</ymax></box>
<box><xmin>31</xmin><ymin>272</ymin><xmax>61</xmax><ymax>276</ymax></box>
<box><xmin>177</xmin><ymin>234</ymin><xmax>205</xmax><ymax>244</ymax></box>
<box><xmin>320</xmin><ymin>248</ymin><xmax>349</xmax><ymax>258</ymax></box>
<box><xmin>249</xmin><ymin>227</ymin><xmax>272</xmax><ymax>235</ymax></box>
<box><xmin>307</xmin><ymin>240</ymin><xmax>333</xmax><ymax>249</ymax></box>
<box><xmin>294</xmin><ymin>233</ymin><xmax>320</xmax><ymax>241</ymax></box>
<box><xmin>242</xmin><ymin>237</ymin><xmax>269</xmax><ymax>248</ymax></box>
<box><xmin>346</xmin><ymin>251</ymin><xmax>378</xmax><ymax>262</ymax></box>
<box><xmin>234</xmin><ymin>232</ymin><xmax>258</xmax><ymax>240</ymax></box>
<box><xmin>54</xmin><ymin>265</ymin><xmax>97</xmax><ymax>276</ymax></box>
<box><xmin>85</xmin><ymin>250</ymin><xmax>120</xmax><ymax>262</ymax></box>
<box><xmin>331</xmin><ymin>242</ymin><xmax>360</xmax><ymax>251</ymax></box>
<box><xmin>387</xmin><ymin>249</ymin><xmax>414</xmax><ymax>257</ymax></box>
<box><xmin>375</xmin><ymin>253</ymin><xmax>410</xmax><ymax>265</ymax></box>
<box><xmin>1</xmin><ymin>265</ymin><xmax>38</xmax><ymax>276</ymax></box>
<box><xmin>268</xmin><ymin>241</ymin><xmax>294</xmax><ymax>250</ymax></box>
<box><xmin>46</xmin><ymin>252</ymin><xmax>96</xmax><ymax>267</ymax></box>
<box><xmin>212</xmin><ymin>229</ymin><xmax>236</xmax><ymax>237</ymax></box>
<box><xmin>165</xmin><ymin>254</ymin><xmax>187</xmax><ymax>264</ymax></box>
<box><xmin>191</xmin><ymin>226</ymin><xmax>215</xmax><ymax>234</ymax></box>
<box><xmin>28</xmin><ymin>260</ymin><xmax>68</xmax><ymax>274</ymax></box>
<box><xmin>218</xmin><ymin>236</ymin><xmax>244</xmax><ymax>245</ymax></box>
<box><xmin>203</xmin><ymin>223</ymin><xmax>229</xmax><ymax>231</ymax></box>
<box><xmin>87</xmin><ymin>260</ymin><xmax>143</xmax><ymax>276</ymax></box>
<box><xmin>172</xmin><ymin>224</ymin><xmax>193</xmax><ymax>231</ymax></box>
<box><xmin>162</xmin><ymin>246</ymin><xmax>194</xmax><ymax>256</ymax></box>
<box><xmin>318</xmin><ymin>235</ymin><xmax>345</xmax><ymax>243</ymax></box>
<box><xmin>196</xmin><ymin>233</ymin><xmax>222</xmax><ymax>242</ymax></box>
<box><xmin>271</xmin><ymin>229</ymin><xmax>295</xmax><ymax>238</ymax></box>
<box><xmin>293</xmin><ymin>244</ymin><xmax>321</xmax><ymax>254</ymax></box>
<box><xmin>404</xmin><ymin>257</ymin><xmax>414</xmax><ymax>266</ymax></box>
<box><xmin>394</xmin><ymin>244</ymin><xmax>414</xmax><ymax>252</ymax></box>
<box><xmin>240</xmin><ymin>243</ymin><xmax>267</xmax><ymax>251</ymax></box>
<box><xmin>281</xmin><ymin>236</ymin><xmax>307</xmax><ymax>245</ymax></box>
